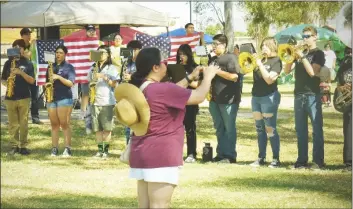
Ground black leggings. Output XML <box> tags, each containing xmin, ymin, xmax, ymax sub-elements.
<box><xmin>343</xmin><ymin>109</ymin><xmax>352</xmax><ymax>164</ymax></box>
<box><xmin>183</xmin><ymin>105</ymin><xmax>199</xmax><ymax>157</ymax></box>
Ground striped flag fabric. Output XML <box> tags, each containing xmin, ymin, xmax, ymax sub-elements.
<box><xmin>136</xmin><ymin>33</ymin><xmax>200</xmax><ymax>64</ymax></box>
<box><xmin>35</xmin><ymin>39</ymin><xmax>64</xmax><ymax>86</ymax></box>
<box><xmin>62</xmin><ymin>37</ymin><xmax>100</xmax><ymax>83</ymax></box>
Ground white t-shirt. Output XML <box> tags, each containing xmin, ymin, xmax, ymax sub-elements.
<box><xmin>324</xmin><ymin>50</ymin><xmax>336</xmax><ymax>69</ymax></box>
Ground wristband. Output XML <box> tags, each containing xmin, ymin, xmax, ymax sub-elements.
<box><xmin>185</xmin><ymin>75</ymin><xmax>193</xmax><ymax>83</ymax></box>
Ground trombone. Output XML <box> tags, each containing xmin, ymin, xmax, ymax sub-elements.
<box><xmin>278</xmin><ymin>43</ymin><xmax>310</xmax><ymax>63</ymax></box>
<box><xmin>238</xmin><ymin>52</ymin><xmax>268</xmax><ymax>74</ymax></box>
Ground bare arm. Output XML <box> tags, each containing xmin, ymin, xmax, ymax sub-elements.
<box><xmin>20</xmin><ymin>71</ymin><xmax>35</xmax><ymax>84</ymax></box>
<box><xmin>284</xmin><ymin>62</ymin><xmax>294</xmax><ymax>74</ymax></box>
<box><xmin>257</xmin><ymin>63</ymin><xmax>279</xmax><ymax>85</ymax></box>
<box><xmin>187</xmin><ymin>78</ymin><xmax>212</xmax><ymax>105</ymax></box>
<box><xmin>189</xmin><ymin>80</ymin><xmax>199</xmax><ymax>88</ymax></box>
<box><xmin>56</xmin><ymin>75</ymin><xmax>74</xmax><ymax>88</ymax></box>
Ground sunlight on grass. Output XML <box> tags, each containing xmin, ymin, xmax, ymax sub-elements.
<box><xmin>1</xmin><ymin>108</ymin><xmax>351</xmax><ymax>208</ymax></box>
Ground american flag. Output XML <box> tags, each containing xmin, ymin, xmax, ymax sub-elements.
<box><xmin>136</xmin><ymin>33</ymin><xmax>201</xmax><ymax>64</ymax></box>
<box><xmin>62</xmin><ymin>37</ymin><xmax>100</xmax><ymax>84</ymax></box>
<box><xmin>35</xmin><ymin>40</ymin><xmax>64</xmax><ymax>86</ymax></box>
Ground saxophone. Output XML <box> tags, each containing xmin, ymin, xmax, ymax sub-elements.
<box><xmin>6</xmin><ymin>58</ymin><xmax>17</xmax><ymax>98</ymax></box>
<box><xmin>89</xmin><ymin>62</ymin><xmax>99</xmax><ymax>104</ymax></box>
<box><xmin>45</xmin><ymin>62</ymin><xmax>54</xmax><ymax>103</ymax></box>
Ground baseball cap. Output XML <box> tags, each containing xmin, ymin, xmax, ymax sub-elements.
<box><xmin>20</xmin><ymin>28</ymin><xmax>32</xmax><ymax>36</ymax></box>
<box><xmin>85</xmin><ymin>24</ymin><xmax>96</xmax><ymax>31</ymax></box>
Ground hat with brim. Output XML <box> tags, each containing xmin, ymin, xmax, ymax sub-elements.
<box><xmin>114</xmin><ymin>83</ymin><xmax>150</xmax><ymax>136</ymax></box>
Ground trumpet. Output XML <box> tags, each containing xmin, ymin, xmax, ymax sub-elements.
<box><xmin>89</xmin><ymin>62</ymin><xmax>99</xmax><ymax>104</ymax></box>
<box><xmin>278</xmin><ymin>44</ymin><xmax>310</xmax><ymax>63</ymax></box>
<box><xmin>238</xmin><ymin>52</ymin><xmax>268</xmax><ymax>74</ymax></box>
<box><xmin>6</xmin><ymin>58</ymin><xmax>17</xmax><ymax>98</ymax></box>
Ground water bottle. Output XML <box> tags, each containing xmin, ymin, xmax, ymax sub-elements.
<box><xmin>202</xmin><ymin>142</ymin><xmax>213</xmax><ymax>162</ymax></box>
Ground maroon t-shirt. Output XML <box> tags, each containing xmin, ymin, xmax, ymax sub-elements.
<box><xmin>129</xmin><ymin>82</ymin><xmax>192</xmax><ymax>168</ymax></box>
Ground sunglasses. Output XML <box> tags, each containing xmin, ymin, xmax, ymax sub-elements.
<box><xmin>160</xmin><ymin>60</ymin><xmax>168</xmax><ymax>66</ymax></box>
<box><xmin>302</xmin><ymin>34</ymin><xmax>314</xmax><ymax>39</ymax></box>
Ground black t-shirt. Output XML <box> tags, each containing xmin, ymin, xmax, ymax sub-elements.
<box><xmin>252</xmin><ymin>57</ymin><xmax>282</xmax><ymax>97</ymax></box>
<box><xmin>45</xmin><ymin>61</ymin><xmax>76</xmax><ymax>101</ymax></box>
<box><xmin>209</xmin><ymin>53</ymin><xmax>242</xmax><ymax>104</ymax></box>
<box><xmin>1</xmin><ymin>57</ymin><xmax>34</xmax><ymax>100</ymax></box>
<box><xmin>183</xmin><ymin>63</ymin><xmax>198</xmax><ymax>90</ymax></box>
<box><xmin>336</xmin><ymin>55</ymin><xmax>352</xmax><ymax>86</ymax></box>
<box><xmin>294</xmin><ymin>48</ymin><xmax>325</xmax><ymax>94</ymax></box>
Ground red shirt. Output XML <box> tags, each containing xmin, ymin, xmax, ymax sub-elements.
<box><xmin>130</xmin><ymin>82</ymin><xmax>192</xmax><ymax>168</ymax></box>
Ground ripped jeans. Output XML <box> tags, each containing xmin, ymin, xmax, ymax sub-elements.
<box><xmin>251</xmin><ymin>91</ymin><xmax>281</xmax><ymax>160</ymax></box>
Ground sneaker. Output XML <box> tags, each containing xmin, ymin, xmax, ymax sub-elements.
<box><xmin>94</xmin><ymin>152</ymin><xmax>103</xmax><ymax>158</ymax></box>
<box><xmin>51</xmin><ymin>147</ymin><xmax>59</xmax><ymax>157</ymax></box>
<box><xmin>62</xmin><ymin>147</ymin><xmax>72</xmax><ymax>157</ymax></box>
<box><xmin>102</xmin><ymin>152</ymin><xmax>109</xmax><ymax>159</ymax></box>
<box><xmin>212</xmin><ymin>156</ymin><xmax>223</xmax><ymax>162</ymax></box>
<box><xmin>32</xmin><ymin>119</ymin><xmax>44</xmax><ymax>125</ymax></box>
<box><xmin>86</xmin><ymin>128</ymin><xmax>92</xmax><ymax>135</ymax></box>
<box><xmin>7</xmin><ymin>146</ymin><xmax>19</xmax><ymax>155</ymax></box>
<box><xmin>218</xmin><ymin>158</ymin><xmax>230</xmax><ymax>164</ymax></box>
<box><xmin>184</xmin><ymin>155</ymin><xmax>196</xmax><ymax>163</ymax></box>
<box><xmin>293</xmin><ymin>162</ymin><xmax>309</xmax><ymax>169</ymax></box>
<box><xmin>19</xmin><ymin>148</ymin><xmax>31</xmax><ymax>155</ymax></box>
<box><xmin>311</xmin><ymin>163</ymin><xmax>325</xmax><ymax>170</ymax></box>
<box><xmin>250</xmin><ymin>158</ymin><xmax>266</xmax><ymax>167</ymax></box>
<box><xmin>268</xmin><ymin>159</ymin><xmax>281</xmax><ymax>168</ymax></box>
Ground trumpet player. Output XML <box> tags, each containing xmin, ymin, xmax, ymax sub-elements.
<box><xmin>87</xmin><ymin>45</ymin><xmax>119</xmax><ymax>158</ymax></box>
<box><xmin>1</xmin><ymin>39</ymin><xmax>35</xmax><ymax>155</ymax></box>
<box><xmin>123</xmin><ymin>40</ymin><xmax>142</xmax><ymax>144</ymax></box>
<box><xmin>283</xmin><ymin>26</ymin><xmax>326</xmax><ymax>169</ymax></box>
<box><xmin>249</xmin><ymin>37</ymin><xmax>282</xmax><ymax>168</ymax></box>
<box><xmin>46</xmin><ymin>45</ymin><xmax>76</xmax><ymax>157</ymax></box>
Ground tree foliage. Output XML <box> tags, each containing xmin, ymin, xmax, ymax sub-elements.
<box><xmin>205</xmin><ymin>23</ymin><xmax>223</xmax><ymax>36</ymax></box>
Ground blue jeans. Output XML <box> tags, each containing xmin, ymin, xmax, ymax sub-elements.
<box><xmin>209</xmin><ymin>101</ymin><xmax>239</xmax><ymax>159</ymax></box>
<box><xmin>252</xmin><ymin>91</ymin><xmax>281</xmax><ymax>160</ymax></box>
<box><xmin>294</xmin><ymin>93</ymin><xmax>324</xmax><ymax>165</ymax></box>
<box><xmin>47</xmin><ymin>98</ymin><xmax>73</xmax><ymax>108</ymax></box>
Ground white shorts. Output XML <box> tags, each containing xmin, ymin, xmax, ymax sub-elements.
<box><xmin>129</xmin><ymin>167</ymin><xmax>180</xmax><ymax>185</ymax></box>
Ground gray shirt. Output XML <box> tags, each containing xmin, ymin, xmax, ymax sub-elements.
<box><xmin>87</xmin><ymin>64</ymin><xmax>120</xmax><ymax>106</ymax></box>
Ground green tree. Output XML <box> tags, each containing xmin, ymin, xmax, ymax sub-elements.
<box><xmin>205</xmin><ymin>23</ymin><xmax>223</xmax><ymax>36</ymax></box>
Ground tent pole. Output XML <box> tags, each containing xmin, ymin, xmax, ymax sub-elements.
<box><xmin>167</xmin><ymin>27</ymin><xmax>169</xmax><ymax>36</ymax></box>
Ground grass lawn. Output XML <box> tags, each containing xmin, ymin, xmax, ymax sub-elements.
<box><xmin>1</xmin><ymin>105</ymin><xmax>351</xmax><ymax>208</ymax></box>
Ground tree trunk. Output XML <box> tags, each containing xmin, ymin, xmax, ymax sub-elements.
<box><xmin>224</xmin><ymin>2</ymin><xmax>234</xmax><ymax>53</ymax></box>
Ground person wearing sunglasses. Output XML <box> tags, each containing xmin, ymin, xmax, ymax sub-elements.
<box><xmin>87</xmin><ymin>45</ymin><xmax>120</xmax><ymax>158</ymax></box>
<box><xmin>284</xmin><ymin>26</ymin><xmax>326</xmax><ymax>169</ymax></box>
<box><xmin>208</xmin><ymin>34</ymin><xmax>242</xmax><ymax>164</ymax></box>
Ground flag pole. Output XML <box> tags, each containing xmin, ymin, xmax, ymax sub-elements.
<box><xmin>190</xmin><ymin>1</ymin><xmax>192</xmax><ymax>22</ymax></box>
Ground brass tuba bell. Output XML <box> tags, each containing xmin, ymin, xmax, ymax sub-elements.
<box><xmin>238</xmin><ymin>52</ymin><xmax>267</xmax><ymax>74</ymax></box>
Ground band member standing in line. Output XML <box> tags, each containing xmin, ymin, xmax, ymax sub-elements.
<box><xmin>124</xmin><ymin>47</ymin><xmax>219</xmax><ymax>208</ymax></box>
<box><xmin>208</xmin><ymin>34</ymin><xmax>242</xmax><ymax>164</ymax></box>
<box><xmin>110</xmin><ymin>33</ymin><xmax>125</xmax><ymax>71</ymax></box>
<box><xmin>334</xmin><ymin>47</ymin><xmax>352</xmax><ymax>171</ymax></box>
<box><xmin>20</xmin><ymin>28</ymin><xmax>43</xmax><ymax>124</ymax></box>
<box><xmin>123</xmin><ymin>40</ymin><xmax>142</xmax><ymax>144</ymax></box>
<box><xmin>46</xmin><ymin>45</ymin><xmax>76</xmax><ymax>157</ymax></box>
<box><xmin>249</xmin><ymin>37</ymin><xmax>282</xmax><ymax>168</ymax></box>
<box><xmin>88</xmin><ymin>45</ymin><xmax>119</xmax><ymax>158</ymax></box>
<box><xmin>1</xmin><ymin>39</ymin><xmax>35</xmax><ymax>155</ymax></box>
<box><xmin>284</xmin><ymin>26</ymin><xmax>326</xmax><ymax>169</ymax></box>
<box><xmin>176</xmin><ymin>44</ymin><xmax>200</xmax><ymax>163</ymax></box>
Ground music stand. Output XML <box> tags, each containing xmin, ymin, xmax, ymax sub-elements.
<box><xmin>166</xmin><ymin>64</ymin><xmax>186</xmax><ymax>83</ymax></box>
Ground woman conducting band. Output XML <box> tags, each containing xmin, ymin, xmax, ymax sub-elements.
<box><xmin>88</xmin><ymin>45</ymin><xmax>119</xmax><ymax>158</ymax></box>
<box><xmin>46</xmin><ymin>45</ymin><xmax>76</xmax><ymax>157</ymax></box>
<box><xmin>249</xmin><ymin>37</ymin><xmax>282</xmax><ymax>168</ymax></box>
<box><xmin>176</xmin><ymin>44</ymin><xmax>200</xmax><ymax>163</ymax></box>
<box><xmin>128</xmin><ymin>47</ymin><xmax>219</xmax><ymax>208</ymax></box>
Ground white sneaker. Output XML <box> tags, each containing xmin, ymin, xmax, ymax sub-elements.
<box><xmin>184</xmin><ymin>155</ymin><xmax>196</xmax><ymax>163</ymax></box>
<box><xmin>102</xmin><ymin>152</ymin><xmax>108</xmax><ymax>159</ymax></box>
<box><xmin>86</xmin><ymin>128</ymin><xmax>92</xmax><ymax>135</ymax></box>
<box><xmin>94</xmin><ymin>152</ymin><xmax>102</xmax><ymax>158</ymax></box>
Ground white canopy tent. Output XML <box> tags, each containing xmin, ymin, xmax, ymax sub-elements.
<box><xmin>1</xmin><ymin>1</ymin><xmax>170</xmax><ymax>28</ymax></box>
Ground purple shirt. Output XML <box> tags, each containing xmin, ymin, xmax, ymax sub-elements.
<box><xmin>130</xmin><ymin>82</ymin><xmax>192</xmax><ymax>168</ymax></box>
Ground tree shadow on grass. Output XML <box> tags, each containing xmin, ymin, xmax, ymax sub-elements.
<box><xmin>1</xmin><ymin>185</ymin><xmax>137</xmax><ymax>208</ymax></box>
<box><xmin>196</xmin><ymin>172</ymin><xmax>352</xmax><ymax>202</ymax></box>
